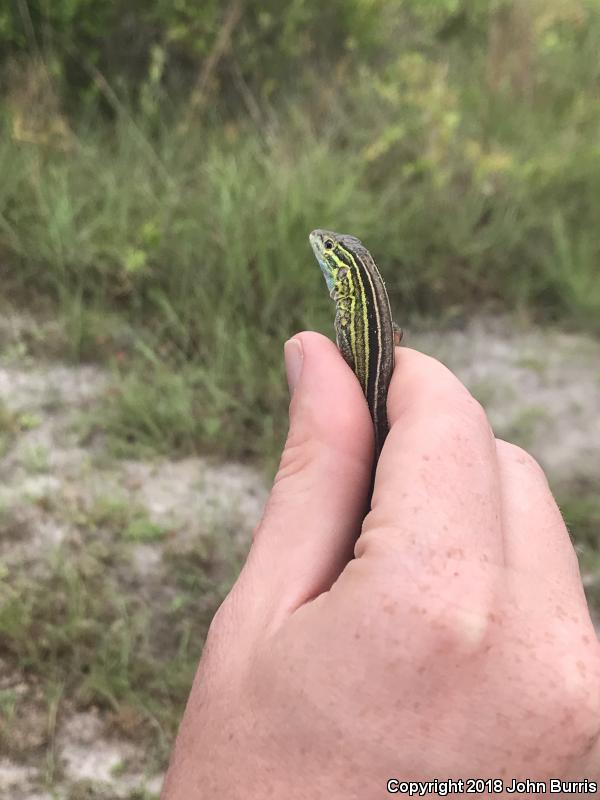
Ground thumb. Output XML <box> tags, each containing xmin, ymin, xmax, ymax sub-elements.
<box><xmin>241</xmin><ymin>332</ymin><xmax>373</xmax><ymax>622</ymax></box>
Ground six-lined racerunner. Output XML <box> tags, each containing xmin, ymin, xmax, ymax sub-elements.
<box><xmin>309</xmin><ymin>229</ymin><xmax>402</xmax><ymax>463</ymax></box>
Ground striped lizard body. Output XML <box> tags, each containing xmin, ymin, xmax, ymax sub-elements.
<box><xmin>309</xmin><ymin>229</ymin><xmax>401</xmax><ymax>460</ymax></box>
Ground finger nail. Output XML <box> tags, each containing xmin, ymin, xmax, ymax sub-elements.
<box><xmin>284</xmin><ymin>338</ymin><xmax>304</xmax><ymax>397</ymax></box>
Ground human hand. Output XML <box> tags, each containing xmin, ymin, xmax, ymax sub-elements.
<box><xmin>162</xmin><ymin>333</ymin><xmax>600</xmax><ymax>799</ymax></box>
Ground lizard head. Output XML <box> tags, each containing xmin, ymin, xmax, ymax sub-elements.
<box><xmin>309</xmin><ymin>229</ymin><xmax>361</xmax><ymax>295</ymax></box>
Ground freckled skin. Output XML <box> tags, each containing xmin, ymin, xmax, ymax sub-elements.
<box><xmin>163</xmin><ymin>342</ymin><xmax>600</xmax><ymax>799</ymax></box>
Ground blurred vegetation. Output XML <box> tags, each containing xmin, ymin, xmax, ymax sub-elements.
<box><xmin>1</xmin><ymin>0</ymin><xmax>600</xmax><ymax>465</ymax></box>
<box><xmin>0</xmin><ymin>498</ymin><xmax>239</xmax><ymax>772</ymax></box>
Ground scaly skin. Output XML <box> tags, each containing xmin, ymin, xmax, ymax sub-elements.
<box><xmin>309</xmin><ymin>229</ymin><xmax>400</xmax><ymax>459</ymax></box>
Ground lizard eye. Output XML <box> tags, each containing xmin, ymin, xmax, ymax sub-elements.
<box><xmin>324</xmin><ymin>239</ymin><xmax>334</xmax><ymax>250</ymax></box>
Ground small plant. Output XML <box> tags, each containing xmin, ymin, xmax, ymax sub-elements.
<box><xmin>77</xmin><ymin>494</ymin><xmax>169</xmax><ymax>542</ymax></box>
<box><xmin>124</xmin><ymin>515</ymin><xmax>167</xmax><ymax>542</ymax></box>
<box><xmin>22</xmin><ymin>444</ymin><xmax>51</xmax><ymax>473</ymax></box>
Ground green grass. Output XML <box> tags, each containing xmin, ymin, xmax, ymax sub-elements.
<box><xmin>0</xmin><ymin>478</ymin><xmax>241</xmax><ymax>783</ymax></box>
<box><xmin>0</xmin><ymin>398</ymin><xmax>43</xmax><ymax>457</ymax></box>
<box><xmin>21</xmin><ymin>443</ymin><xmax>51</xmax><ymax>473</ymax></box>
<box><xmin>1</xmin><ymin>44</ymin><xmax>600</xmax><ymax>465</ymax></box>
<box><xmin>55</xmin><ymin>783</ymin><xmax>159</xmax><ymax>800</ymax></box>
<box><xmin>0</xmin><ymin>520</ymin><xmax>239</xmax><ymax>771</ymax></box>
<box><xmin>76</xmin><ymin>493</ymin><xmax>170</xmax><ymax>541</ymax></box>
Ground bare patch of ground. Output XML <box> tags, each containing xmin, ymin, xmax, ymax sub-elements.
<box><xmin>57</xmin><ymin>711</ymin><xmax>163</xmax><ymax>797</ymax></box>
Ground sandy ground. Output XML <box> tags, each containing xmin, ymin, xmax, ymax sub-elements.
<box><xmin>0</xmin><ymin>313</ymin><xmax>598</xmax><ymax>798</ymax></box>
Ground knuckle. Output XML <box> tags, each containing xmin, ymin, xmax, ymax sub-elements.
<box><xmin>421</xmin><ymin>593</ymin><xmax>495</xmax><ymax>659</ymax></box>
<box><xmin>496</xmin><ymin>439</ymin><xmax>547</xmax><ymax>480</ymax></box>
<box><xmin>273</xmin><ymin>432</ymin><xmax>316</xmax><ymax>485</ymax></box>
<box><xmin>438</xmin><ymin>608</ymin><xmax>491</xmax><ymax>654</ymax></box>
<box><xmin>427</xmin><ymin>392</ymin><xmax>493</xmax><ymax>453</ymax></box>
<box><xmin>452</xmin><ymin>391</ymin><xmax>491</xmax><ymax>430</ymax></box>
<box><xmin>264</xmin><ymin>435</ymin><xmax>321</xmax><ymax>518</ymax></box>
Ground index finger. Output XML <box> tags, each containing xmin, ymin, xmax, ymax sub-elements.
<box><xmin>359</xmin><ymin>347</ymin><xmax>504</xmax><ymax>566</ymax></box>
